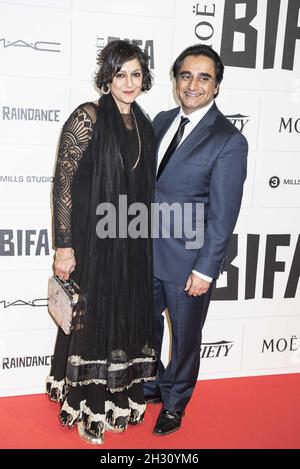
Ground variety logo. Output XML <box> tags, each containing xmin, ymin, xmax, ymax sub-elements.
<box><xmin>0</xmin><ymin>38</ymin><xmax>61</xmax><ymax>53</ymax></box>
<box><xmin>200</xmin><ymin>340</ymin><xmax>234</xmax><ymax>358</ymax></box>
<box><xmin>225</xmin><ymin>113</ymin><xmax>249</xmax><ymax>133</ymax></box>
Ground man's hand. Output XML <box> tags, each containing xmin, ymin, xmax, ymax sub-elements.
<box><xmin>184</xmin><ymin>273</ymin><xmax>210</xmax><ymax>297</ymax></box>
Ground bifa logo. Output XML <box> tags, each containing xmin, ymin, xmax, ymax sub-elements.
<box><xmin>96</xmin><ymin>36</ymin><xmax>155</xmax><ymax>69</ymax></box>
<box><xmin>0</xmin><ymin>229</ymin><xmax>50</xmax><ymax>256</ymax></box>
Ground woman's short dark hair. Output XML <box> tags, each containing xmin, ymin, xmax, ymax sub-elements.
<box><xmin>172</xmin><ymin>44</ymin><xmax>224</xmax><ymax>85</ymax></box>
<box><xmin>95</xmin><ymin>40</ymin><xmax>153</xmax><ymax>92</ymax></box>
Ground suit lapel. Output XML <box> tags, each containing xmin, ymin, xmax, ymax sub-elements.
<box><xmin>157</xmin><ymin>103</ymin><xmax>219</xmax><ymax>181</ymax></box>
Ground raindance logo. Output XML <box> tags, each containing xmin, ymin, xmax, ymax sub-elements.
<box><xmin>1</xmin><ymin>106</ymin><xmax>60</xmax><ymax>122</ymax></box>
<box><xmin>2</xmin><ymin>355</ymin><xmax>53</xmax><ymax>369</ymax></box>
<box><xmin>0</xmin><ymin>38</ymin><xmax>61</xmax><ymax>53</ymax></box>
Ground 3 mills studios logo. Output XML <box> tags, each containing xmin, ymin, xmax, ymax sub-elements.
<box><xmin>96</xmin><ymin>36</ymin><xmax>155</xmax><ymax>69</ymax></box>
<box><xmin>269</xmin><ymin>176</ymin><xmax>300</xmax><ymax>188</ymax></box>
<box><xmin>0</xmin><ymin>38</ymin><xmax>61</xmax><ymax>53</ymax></box>
<box><xmin>192</xmin><ymin>0</ymin><xmax>299</xmax><ymax>71</ymax></box>
<box><xmin>269</xmin><ymin>176</ymin><xmax>280</xmax><ymax>188</ymax></box>
<box><xmin>0</xmin><ymin>175</ymin><xmax>54</xmax><ymax>183</ymax></box>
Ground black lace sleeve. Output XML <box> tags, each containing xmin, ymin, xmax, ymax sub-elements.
<box><xmin>53</xmin><ymin>107</ymin><xmax>94</xmax><ymax>248</ymax></box>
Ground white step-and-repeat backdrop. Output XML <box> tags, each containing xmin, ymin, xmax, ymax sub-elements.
<box><xmin>0</xmin><ymin>0</ymin><xmax>299</xmax><ymax>397</ymax></box>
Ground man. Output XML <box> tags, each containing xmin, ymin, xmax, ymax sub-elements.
<box><xmin>144</xmin><ymin>45</ymin><xmax>248</xmax><ymax>435</ymax></box>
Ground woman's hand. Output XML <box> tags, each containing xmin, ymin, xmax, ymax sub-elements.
<box><xmin>53</xmin><ymin>247</ymin><xmax>76</xmax><ymax>281</ymax></box>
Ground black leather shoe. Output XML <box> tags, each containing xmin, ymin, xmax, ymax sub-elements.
<box><xmin>153</xmin><ymin>408</ymin><xmax>184</xmax><ymax>436</ymax></box>
<box><xmin>144</xmin><ymin>394</ymin><xmax>162</xmax><ymax>404</ymax></box>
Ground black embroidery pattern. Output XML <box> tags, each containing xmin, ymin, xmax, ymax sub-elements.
<box><xmin>53</xmin><ymin>108</ymin><xmax>94</xmax><ymax>247</ymax></box>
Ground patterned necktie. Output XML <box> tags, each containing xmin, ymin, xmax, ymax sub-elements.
<box><xmin>157</xmin><ymin>116</ymin><xmax>190</xmax><ymax>180</ymax></box>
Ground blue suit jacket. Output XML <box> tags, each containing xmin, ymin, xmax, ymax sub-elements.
<box><xmin>153</xmin><ymin>102</ymin><xmax>248</xmax><ymax>285</ymax></box>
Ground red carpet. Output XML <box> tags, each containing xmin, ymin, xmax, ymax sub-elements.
<box><xmin>0</xmin><ymin>374</ymin><xmax>299</xmax><ymax>449</ymax></box>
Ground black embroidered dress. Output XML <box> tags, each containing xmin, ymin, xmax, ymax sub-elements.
<box><xmin>47</xmin><ymin>95</ymin><xmax>157</xmax><ymax>439</ymax></box>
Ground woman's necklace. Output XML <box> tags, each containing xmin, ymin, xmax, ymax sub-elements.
<box><xmin>119</xmin><ymin>110</ymin><xmax>141</xmax><ymax>172</ymax></box>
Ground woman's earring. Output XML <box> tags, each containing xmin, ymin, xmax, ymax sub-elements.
<box><xmin>101</xmin><ymin>83</ymin><xmax>110</xmax><ymax>95</ymax></box>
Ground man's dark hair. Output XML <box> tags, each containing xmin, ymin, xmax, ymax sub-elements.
<box><xmin>172</xmin><ymin>44</ymin><xmax>224</xmax><ymax>85</ymax></box>
<box><xmin>95</xmin><ymin>40</ymin><xmax>153</xmax><ymax>92</ymax></box>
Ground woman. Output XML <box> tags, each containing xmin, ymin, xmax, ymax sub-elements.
<box><xmin>47</xmin><ymin>40</ymin><xmax>157</xmax><ymax>444</ymax></box>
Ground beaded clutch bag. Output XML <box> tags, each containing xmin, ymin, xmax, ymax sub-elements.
<box><xmin>48</xmin><ymin>275</ymin><xmax>86</xmax><ymax>335</ymax></box>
